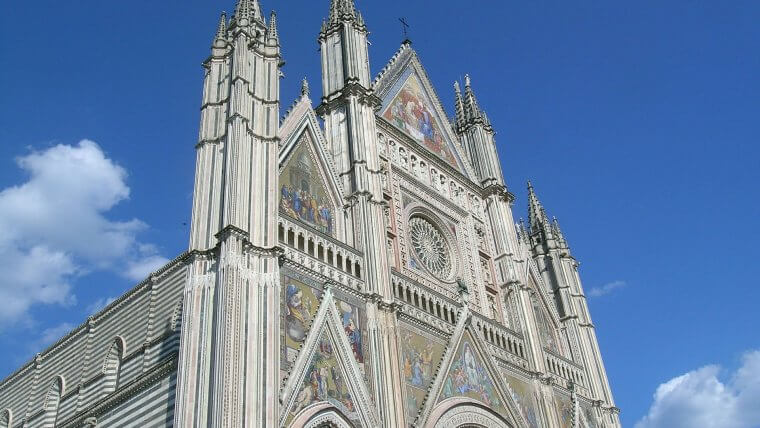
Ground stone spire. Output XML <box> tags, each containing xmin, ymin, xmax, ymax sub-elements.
<box><xmin>552</xmin><ymin>216</ymin><xmax>570</xmax><ymax>250</ymax></box>
<box><xmin>454</xmin><ymin>81</ymin><xmax>465</xmax><ymax>127</ymax></box>
<box><xmin>267</xmin><ymin>10</ymin><xmax>279</xmax><ymax>44</ymax></box>
<box><xmin>213</xmin><ymin>12</ymin><xmax>227</xmax><ymax>45</ymax></box>
<box><xmin>328</xmin><ymin>0</ymin><xmax>357</xmax><ymax>23</ymax></box>
<box><xmin>463</xmin><ymin>74</ymin><xmax>486</xmax><ymax>124</ymax></box>
<box><xmin>527</xmin><ymin>181</ymin><xmax>550</xmax><ymax>232</ymax></box>
<box><xmin>233</xmin><ymin>0</ymin><xmax>263</xmax><ymax>26</ymax></box>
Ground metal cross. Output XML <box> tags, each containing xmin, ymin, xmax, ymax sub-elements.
<box><xmin>399</xmin><ymin>17</ymin><xmax>410</xmax><ymax>42</ymax></box>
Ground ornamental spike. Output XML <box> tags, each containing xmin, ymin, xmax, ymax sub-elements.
<box><xmin>267</xmin><ymin>10</ymin><xmax>279</xmax><ymax>43</ymax></box>
<box><xmin>213</xmin><ymin>12</ymin><xmax>228</xmax><ymax>45</ymax></box>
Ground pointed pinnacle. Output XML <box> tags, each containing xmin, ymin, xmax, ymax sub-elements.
<box><xmin>235</xmin><ymin>0</ymin><xmax>251</xmax><ymax>25</ymax></box>
<box><xmin>267</xmin><ymin>10</ymin><xmax>279</xmax><ymax>42</ymax></box>
<box><xmin>214</xmin><ymin>12</ymin><xmax>228</xmax><ymax>43</ymax></box>
<box><xmin>527</xmin><ymin>181</ymin><xmax>548</xmax><ymax>231</ymax></box>
<box><xmin>301</xmin><ymin>77</ymin><xmax>310</xmax><ymax>98</ymax></box>
<box><xmin>454</xmin><ymin>81</ymin><xmax>465</xmax><ymax>126</ymax></box>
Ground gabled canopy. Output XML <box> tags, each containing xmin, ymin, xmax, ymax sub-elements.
<box><xmin>279</xmin><ymin>96</ymin><xmax>344</xmax><ymax>238</ymax></box>
<box><xmin>374</xmin><ymin>44</ymin><xmax>477</xmax><ymax>181</ymax></box>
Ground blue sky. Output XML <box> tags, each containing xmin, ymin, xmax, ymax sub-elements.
<box><xmin>1</xmin><ymin>1</ymin><xmax>758</xmax><ymax>426</ymax></box>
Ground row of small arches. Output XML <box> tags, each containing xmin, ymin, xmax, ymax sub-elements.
<box><xmin>546</xmin><ymin>356</ymin><xmax>585</xmax><ymax>386</ymax></box>
<box><xmin>279</xmin><ymin>223</ymin><xmax>362</xmax><ymax>278</ymax></box>
<box><xmin>378</xmin><ymin>132</ymin><xmax>481</xmax><ymax>212</ymax></box>
<box><xmin>392</xmin><ymin>279</ymin><xmax>459</xmax><ymax>325</ymax></box>
<box><xmin>0</xmin><ymin>338</ymin><xmax>126</xmax><ymax>428</ymax></box>
<box><xmin>474</xmin><ymin>320</ymin><xmax>525</xmax><ymax>359</ymax></box>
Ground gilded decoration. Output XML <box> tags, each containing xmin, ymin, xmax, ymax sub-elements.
<box><xmin>504</xmin><ymin>372</ymin><xmax>540</xmax><ymax>428</ymax></box>
<box><xmin>398</xmin><ymin>326</ymin><xmax>446</xmax><ymax>422</ymax></box>
<box><xmin>280</xmin><ymin>137</ymin><xmax>335</xmax><ymax>236</ymax></box>
<box><xmin>283</xmin><ymin>272</ymin><xmax>323</xmax><ymax>368</ymax></box>
<box><xmin>286</xmin><ymin>331</ymin><xmax>359</xmax><ymax>425</ymax></box>
<box><xmin>281</xmin><ymin>270</ymin><xmax>368</xmax><ymax>375</ymax></box>
<box><xmin>382</xmin><ymin>71</ymin><xmax>463</xmax><ymax>171</ymax></box>
<box><xmin>438</xmin><ymin>332</ymin><xmax>506</xmax><ymax>414</ymax></box>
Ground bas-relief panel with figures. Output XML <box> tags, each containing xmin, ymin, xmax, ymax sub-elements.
<box><xmin>398</xmin><ymin>326</ymin><xmax>446</xmax><ymax>422</ymax></box>
<box><xmin>280</xmin><ymin>136</ymin><xmax>335</xmax><ymax>236</ymax></box>
<box><xmin>438</xmin><ymin>332</ymin><xmax>506</xmax><ymax>414</ymax></box>
<box><xmin>382</xmin><ymin>71</ymin><xmax>464</xmax><ymax>172</ymax></box>
<box><xmin>503</xmin><ymin>372</ymin><xmax>540</xmax><ymax>428</ymax></box>
<box><xmin>281</xmin><ymin>270</ymin><xmax>368</xmax><ymax>376</ymax></box>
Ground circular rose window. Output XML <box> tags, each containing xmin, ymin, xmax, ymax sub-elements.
<box><xmin>408</xmin><ymin>216</ymin><xmax>453</xmax><ymax>280</ymax></box>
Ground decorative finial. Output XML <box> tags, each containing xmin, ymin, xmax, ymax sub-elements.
<box><xmin>301</xmin><ymin>77</ymin><xmax>310</xmax><ymax>98</ymax></box>
<box><xmin>454</xmin><ymin>81</ymin><xmax>461</xmax><ymax>94</ymax></box>
<box><xmin>464</xmin><ymin>74</ymin><xmax>472</xmax><ymax>88</ymax></box>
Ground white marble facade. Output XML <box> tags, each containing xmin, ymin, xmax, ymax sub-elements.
<box><xmin>0</xmin><ymin>1</ymin><xmax>621</xmax><ymax>427</ymax></box>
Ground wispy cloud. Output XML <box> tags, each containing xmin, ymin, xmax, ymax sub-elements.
<box><xmin>636</xmin><ymin>350</ymin><xmax>760</xmax><ymax>428</ymax></box>
<box><xmin>587</xmin><ymin>280</ymin><xmax>627</xmax><ymax>297</ymax></box>
<box><xmin>0</xmin><ymin>140</ymin><xmax>167</xmax><ymax>328</ymax></box>
<box><xmin>85</xmin><ymin>296</ymin><xmax>116</xmax><ymax>316</ymax></box>
<box><xmin>26</xmin><ymin>322</ymin><xmax>76</xmax><ymax>356</ymax></box>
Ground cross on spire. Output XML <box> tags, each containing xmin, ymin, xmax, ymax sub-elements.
<box><xmin>399</xmin><ymin>17</ymin><xmax>411</xmax><ymax>43</ymax></box>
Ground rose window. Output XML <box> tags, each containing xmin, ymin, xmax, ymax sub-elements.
<box><xmin>409</xmin><ymin>216</ymin><xmax>453</xmax><ymax>279</ymax></box>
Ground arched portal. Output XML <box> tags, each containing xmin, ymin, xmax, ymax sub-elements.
<box><xmin>289</xmin><ymin>403</ymin><xmax>355</xmax><ymax>428</ymax></box>
<box><xmin>425</xmin><ymin>398</ymin><xmax>515</xmax><ymax>428</ymax></box>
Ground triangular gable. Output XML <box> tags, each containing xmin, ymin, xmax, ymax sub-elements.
<box><xmin>279</xmin><ymin>109</ymin><xmax>343</xmax><ymax>237</ymax></box>
<box><xmin>374</xmin><ymin>48</ymin><xmax>476</xmax><ymax>179</ymax></box>
<box><xmin>417</xmin><ymin>310</ymin><xmax>525</xmax><ymax>427</ymax></box>
<box><xmin>436</xmin><ymin>330</ymin><xmax>508</xmax><ymax>413</ymax></box>
<box><xmin>280</xmin><ymin>287</ymin><xmax>377</xmax><ymax>427</ymax></box>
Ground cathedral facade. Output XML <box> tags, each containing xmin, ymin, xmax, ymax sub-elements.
<box><xmin>0</xmin><ymin>0</ymin><xmax>621</xmax><ymax>427</ymax></box>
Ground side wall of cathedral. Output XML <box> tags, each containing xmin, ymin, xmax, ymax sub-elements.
<box><xmin>0</xmin><ymin>255</ymin><xmax>188</xmax><ymax>428</ymax></box>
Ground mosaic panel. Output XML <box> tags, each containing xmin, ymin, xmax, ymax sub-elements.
<box><xmin>504</xmin><ymin>372</ymin><xmax>540</xmax><ymax>428</ymax></box>
<box><xmin>581</xmin><ymin>402</ymin><xmax>599</xmax><ymax>428</ymax></box>
<box><xmin>382</xmin><ymin>72</ymin><xmax>463</xmax><ymax>171</ymax></box>
<box><xmin>398</xmin><ymin>326</ymin><xmax>446</xmax><ymax>422</ymax></box>
<box><xmin>438</xmin><ymin>332</ymin><xmax>506</xmax><ymax>414</ymax></box>
<box><xmin>280</xmin><ymin>136</ymin><xmax>335</xmax><ymax>235</ymax></box>
<box><xmin>282</xmin><ymin>271</ymin><xmax>323</xmax><ymax>369</ymax></box>
<box><xmin>286</xmin><ymin>331</ymin><xmax>359</xmax><ymax>424</ymax></box>
<box><xmin>554</xmin><ymin>392</ymin><xmax>573</xmax><ymax>428</ymax></box>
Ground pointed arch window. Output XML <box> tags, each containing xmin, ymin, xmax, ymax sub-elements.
<box><xmin>42</xmin><ymin>376</ymin><xmax>64</xmax><ymax>428</ymax></box>
<box><xmin>102</xmin><ymin>337</ymin><xmax>125</xmax><ymax>396</ymax></box>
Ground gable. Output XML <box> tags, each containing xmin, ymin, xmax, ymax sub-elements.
<box><xmin>285</xmin><ymin>330</ymin><xmax>361</xmax><ymax>425</ymax></box>
<box><xmin>279</xmin><ymin>133</ymin><xmax>338</xmax><ymax>237</ymax></box>
<box><xmin>279</xmin><ymin>282</ymin><xmax>378</xmax><ymax>427</ymax></box>
<box><xmin>381</xmin><ymin>69</ymin><xmax>466</xmax><ymax>172</ymax></box>
<box><xmin>436</xmin><ymin>331</ymin><xmax>508</xmax><ymax>414</ymax></box>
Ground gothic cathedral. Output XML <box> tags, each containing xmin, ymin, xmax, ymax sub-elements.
<box><xmin>0</xmin><ymin>1</ymin><xmax>620</xmax><ymax>427</ymax></box>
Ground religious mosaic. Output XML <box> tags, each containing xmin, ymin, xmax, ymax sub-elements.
<box><xmin>280</xmin><ymin>136</ymin><xmax>335</xmax><ymax>235</ymax></box>
<box><xmin>398</xmin><ymin>326</ymin><xmax>446</xmax><ymax>422</ymax></box>
<box><xmin>504</xmin><ymin>372</ymin><xmax>540</xmax><ymax>428</ymax></box>
<box><xmin>282</xmin><ymin>272</ymin><xmax>323</xmax><ymax>368</ymax></box>
<box><xmin>382</xmin><ymin>72</ymin><xmax>463</xmax><ymax>171</ymax></box>
<box><xmin>580</xmin><ymin>402</ymin><xmax>599</xmax><ymax>428</ymax></box>
<box><xmin>438</xmin><ymin>333</ymin><xmax>506</xmax><ymax>414</ymax></box>
<box><xmin>336</xmin><ymin>300</ymin><xmax>366</xmax><ymax>375</ymax></box>
<box><xmin>286</xmin><ymin>331</ymin><xmax>359</xmax><ymax>424</ymax></box>
<box><xmin>554</xmin><ymin>392</ymin><xmax>573</xmax><ymax>428</ymax></box>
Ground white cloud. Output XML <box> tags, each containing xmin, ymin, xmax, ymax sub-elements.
<box><xmin>26</xmin><ymin>322</ymin><xmax>76</xmax><ymax>356</ymax></box>
<box><xmin>85</xmin><ymin>296</ymin><xmax>116</xmax><ymax>316</ymax></box>
<box><xmin>0</xmin><ymin>140</ymin><xmax>168</xmax><ymax>327</ymax></box>
<box><xmin>636</xmin><ymin>350</ymin><xmax>760</xmax><ymax>428</ymax></box>
<box><xmin>587</xmin><ymin>280</ymin><xmax>626</xmax><ymax>297</ymax></box>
